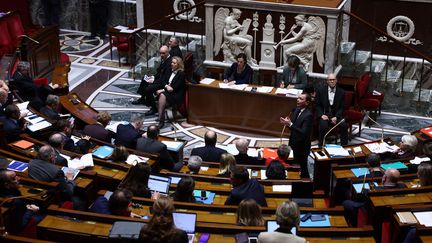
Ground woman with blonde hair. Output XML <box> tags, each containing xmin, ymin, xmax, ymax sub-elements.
<box><xmin>218</xmin><ymin>153</ymin><xmax>236</xmax><ymax>177</ymax></box>
<box><xmin>139</xmin><ymin>196</ymin><xmax>188</xmax><ymax>243</ymax></box>
<box><xmin>236</xmin><ymin>199</ymin><xmax>265</xmax><ymax>226</ymax></box>
<box><xmin>109</xmin><ymin>145</ymin><xmax>129</xmax><ymax>163</ymax></box>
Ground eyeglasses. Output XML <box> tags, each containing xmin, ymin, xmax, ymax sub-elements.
<box><xmin>328</xmin><ymin>79</ymin><xmax>336</xmax><ymax>81</ymax></box>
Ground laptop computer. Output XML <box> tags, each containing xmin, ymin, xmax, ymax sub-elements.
<box><xmin>266</xmin><ymin>220</ymin><xmax>296</xmax><ymax>235</ymax></box>
<box><xmin>173</xmin><ymin>212</ymin><xmax>196</xmax><ymax>243</ymax></box>
<box><xmin>148</xmin><ymin>175</ymin><xmax>171</xmax><ymax>195</ymax></box>
<box><xmin>291</xmin><ymin>181</ymin><xmax>314</xmax><ymax>207</ymax></box>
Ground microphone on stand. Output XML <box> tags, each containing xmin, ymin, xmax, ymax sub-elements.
<box><xmin>363</xmin><ymin>111</ymin><xmax>384</xmax><ymax>143</ymax></box>
<box><xmin>322</xmin><ymin>118</ymin><xmax>346</xmax><ymax>147</ymax></box>
<box><xmin>18</xmin><ymin>35</ymin><xmax>40</xmax><ymax>44</ymax></box>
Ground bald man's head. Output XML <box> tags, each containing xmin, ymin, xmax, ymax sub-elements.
<box><xmin>160</xmin><ymin>46</ymin><xmax>169</xmax><ymax>61</ymax></box>
<box><xmin>383</xmin><ymin>168</ymin><xmax>400</xmax><ymax>185</ymax></box>
<box><xmin>204</xmin><ymin>130</ymin><xmax>217</xmax><ymax>146</ymax></box>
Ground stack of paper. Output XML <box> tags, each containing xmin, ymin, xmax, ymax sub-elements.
<box><xmin>199</xmin><ymin>78</ymin><xmax>215</xmax><ymax>85</ymax></box>
<box><xmin>275</xmin><ymin>88</ymin><xmax>290</xmax><ymax>95</ymax></box>
<box><xmin>256</xmin><ymin>86</ymin><xmax>273</xmax><ymax>93</ymax></box>
<box><xmin>27</xmin><ymin>120</ymin><xmax>52</xmax><ymax>132</ymax></box>
<box><xmin>126</xmin><ymin>154</ymin><xmax>149</xmax><ymax>165</ymax></box>
<box><xmin>68</xmin><ymin>153</ymin><xmax>94</xmax><ymax>169</ymax></box>
<box><xmin>409</xmin><ymin>157</ymin><xmax>431</xmax><ymax>165</ymax></box>
<box><xmin>397</xmin><ymin>212</ymin><xmax>418</xmax><ymax>224</ymax></box>
<box><xmin>324</xmin><ymin>144</ymin><xmax>350</xmax><ymax>158</ymax></box>
<box><xmin>365</xmin><ymin>142</ymin><xmax>398</xmax><ymax>154</ymax></box>
<box><xmin>413</xmin><ymin>212</ymin><xmax>432</xmax><ymax>227</ymax></box>
<box><xmin>62</xmin><ymin>167</ymin><xmax>80</xmax><ymax>180</ymax></box>
<box><xmin>24</xmin><ymin>114</ymin><xmax>44</xmax><ymax>124</ymax></box>
<box><xmin>286</xmin><ymin>88</ymin><xmax>303</xmax><ymax>97</ymax></box>
<box><xmin>272</xmin><ymin>185</ymin><xmax>292</xmax><ymax>192</ymax></box>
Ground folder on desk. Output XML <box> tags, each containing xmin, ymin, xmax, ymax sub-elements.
<box><xmin>27</xmin><ymin>120</ymin><xmax>51</xmax><ymax>132</ymax></box>
<box><xmin>7</xmin><ymin>161</ymin><xmax>28</xmax><ymax>172</ymax></box>
<box><xmin>299</xmin><ymin>214</ymin><xmax>330</xmax><ymax>227</ymax></box>
<box><xmin>381</xmin><ymin>162</ymin><xmax>408</xmax><ymax>171</ymax></box>
<box><xmin>92</xmin><ymin>146</ymin><xmax>114</xmax><ymax>159</ymax></box>
<box><xmin>12</xmin><ymin>140</ymin><xmax>34</xmax><ymax>150</ymax></box>
<box><xmin>351</xmin><ymin>167</ymin><xmax>370</xmax><ymax>177</ymax></box>
<box><xmin>263</xmin><ymin>148</ymin><xmax>277</xmax><ymax>159</ymax></box>
<box><xmin>324</xmin><ymin>144</ymin><xmax>350</xmax><ymax>157</ymax></box>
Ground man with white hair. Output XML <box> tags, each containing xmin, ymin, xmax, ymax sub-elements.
<box><xmin>115</xmin><ymin>114</ymin><xmax>144</xmax><ymax>148</ymax></box>
<box><xmin>234</xmin><ymin>138</ymin><xmax>261</xmax><ymax>165</ymax></box>
<box><xmin>168</xmin><ymin>36</ymin><xmax>182</xmax><ymax>59</ymax></box>
<box><xmin>187</xmin><ymin>155</ymin><xmax>202</xmax><ymax>174</ymax></box>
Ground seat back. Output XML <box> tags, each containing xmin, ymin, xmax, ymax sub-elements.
<box><xmin>206</xmin><ymin>66</ymin><xmax>225</xmax><ymax>80</ymax></box>
<box><xmin>355</xmin><ymin>74</ymin><xmax>370</xmax><ymax>103</ymax></box>
<box><xmin>258</xmin><ymin>68</ymin><xmax>276</xmax><ymax>86</ymax></box>
<box><xmin>6</xmin><ymin>14</ymin><xmax>25</xmax><ymax>42</ymax></box>
<box><xmin>0</xmin><ymin>21</ymin><xmax>13</xmax><ymax>51</ymax></box>
<box><xmin>344</xmin><ymin>91</ymin><xmax>354</xmax><ymax>109</ymax></box>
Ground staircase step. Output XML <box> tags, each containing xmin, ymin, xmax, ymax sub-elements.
<box><xmin>412</xmin><ymin>89</ymin><xmax>432</xmax><ymax>102</ymax></box>
<box><xmin>380</xmin><ymin>70</ymin><xmax>402</xmax><ymax>83</ymax></box>
<box><xmin>340</xmin><ymin>42</ymin><xmax>356</xmax><ymax>54</ymax></box>
<box><xmin>364</xmin><ymin>60</ymin><xmax>387</xmax><ymax>73</ymax></box>
<box><xmin>396</xmin><ymin>79</ymin><xmax>418</xmax><ymax>93</ymax></box>
<box><xmin>349</xmin><ymin>50</ymin><xmax>371</xmax><ymax>65</ymax></box>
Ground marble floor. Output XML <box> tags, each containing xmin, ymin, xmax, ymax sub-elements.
<box><xmin>61</xmin><ymin>29</ymin><xmax>432</xmax><ymax>159</ymax></box>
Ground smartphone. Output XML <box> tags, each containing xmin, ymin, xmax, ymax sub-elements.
<box><xmin>198</xmin><ymin>233</ymin><xmax>210</xmax><ymax>243</ymax></box>
<box><xmin>251</xmin><ymin>87</ymin><xmax>257</xmax><ymax>92</ymax></box>
<box><xmin>300</xmin><ymin>213</ymin><xmax>312</xmax><ymax>222</ymax></box>
<box><xmin>310</xmin><ymin>215</ymin><xmax>326</xmax><ymax>222</ymax></box>
<box><xmin>317</xmin><ymin>151</ymin><xmax>325</xmax><ymax>156</ymax></box>
<box><xmin>201</xmin><ymin>190</ymin><xmax>207</xmax><ymax>199</ymax></box>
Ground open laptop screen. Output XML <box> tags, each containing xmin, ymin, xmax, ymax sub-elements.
<box><xmin>173</xmin><ymin>212</ymin><xmax>197</xmax><ymax>234</ymax></box>
<box><xmin>148</xmin><ymin>175</ymin><xmax>171</xmax><ymax>194</ymax></box>
<box><xmin>266</xmin><ymin>220</ymin><xmax>296</xmax><ymax>235</ymax></box>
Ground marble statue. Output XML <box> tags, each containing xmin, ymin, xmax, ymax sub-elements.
<box><xmin>277</xmin><ymin>15</ymin><xmax>325</xmax><ymax>71</ymax></box>
<box><xmin>214</xmin><ymin>8</ymin><xmax>257</xmax><ymax>65</ymax></box>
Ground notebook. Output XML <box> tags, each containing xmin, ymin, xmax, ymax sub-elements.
<box><xmin>173</xmin><ymin>212</ymin><xmax>196</xmax><ymax>243</ymax></box>
<box><xmin>381</xmin><ymin>162</ymin><xmax>408</xmax><ymax>171</ymax></box>
<box><xmin>12</xmin><ymin>140</ymin><xmax>34</xmax><ymax>150</ymax></box>
<box><xmin>148</xmin><ymin>175</ymin><xmax>171</xmax><ymax>194</ymax></box>
<box><xmin>7</xmin><ymin>161</ymin><xmax>28</xmax><ymax>172</ymax></box>
<box><xmin>266</xmin><ymin>220</ymin><xmax>296</xmax><ymax>235</ymax></box>
<box><xmin>92</xmin><ymin>146</ymin><xmax>114</xmax><ymax>159</ymax></box>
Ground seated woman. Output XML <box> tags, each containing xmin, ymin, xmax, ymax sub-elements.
<box><xmin>156</xmin><ymin>56</ymin><xmax>185</xmax><ymax>129</ymax></box>
<box><xmin>236</xmin><ymin>199</ymin><xmax>264</xmax><ymax>226</ymax></box>
<box><xmin>118</xmin><ymin>163</ymin><xmax>152</xmax><ymax>198</ymax></box>
<box><xmin>223</xmin><ymin>53</ymin><xmax>253</xmax><ymax>85</ymax></box>
<box><xmin>417</xmin><ymin>162</ymin><xmax>432</xmax><ymax>187</ymax></box>
<box><xmin>266</xmin><ymin>160</ymin><xmax>286</xmax><ymax>180</ymax></box>
<box><xmin>392</xmin><ymin>135</ymin><xmax>418</xmax><ymax>159</ymax></box>
<box><xmin>258</xmin><ymin>200</ymin><xmax>306</xmax><ymax>243</ymax></box>
<box><xmin>108</xmin><ymin>146</ymin><xmax>129</xmax><ymax>163</ymax></box>
<box><xmin>170</xmin><ymin>176</ymin><xmax>196</xmax><ymax>203</ymax></box>
<box><xmin>218</xmin><ymin>153</ymin><xmax>236</xmax><ymax>177</ymax></box>
<box><xmin>280</xmin><ymin>55</ymin><xmax>307</xmax><ymax>90</ymax></box>
<box><xmin>140</xmin><ymin>196</ymin><xmax>188</xmax><ymax>243</ymax></box>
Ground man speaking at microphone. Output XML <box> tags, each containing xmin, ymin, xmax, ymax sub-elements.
<box><xmin>316</xmin><ymin>73</ymin><xmax>348</xmax><ymax>147</ymax></box>
<box><xmin>280</xmin><ymin>93</ymin><xmax>313</xmax><ymax>178</ymax></box>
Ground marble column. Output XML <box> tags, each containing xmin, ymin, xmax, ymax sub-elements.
<box><xmin>324</xmin><ymin>15</ymin><xmax>338</xmax><ymax>74</ymax></box>
<box><xmin>342</xmin><ymin>0</ymin><xmax>351</xmax><ymax>41</ymax></box>
<box><xmin>136</xmin><ymin>0</ymin><xmax>144</xmax><ymax>28</ymax></box>
<box><xmin>205</xmin><ymin>3</ymin><xmax>214</xmax><ymax>61</ymax></box>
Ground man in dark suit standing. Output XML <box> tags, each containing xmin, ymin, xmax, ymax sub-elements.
<box><xmin>280</xmin><ymin>93</ymin><xmax>313</xmax><ymax>178</ymax></box>
<box><xmin>190</xmin><ymin>130</ymin><xmax>226</xmax><ymax>162</ymax></box>
<box><xmin>168</xmin><ymin>36</ymin><xmax>182</xmax><ymax>59</ymax></box>
<box><xmin>132</xmin><ymin>46</ymin><xmax>172</xmax><ymax>116</ymax></box>
<box><xmin>136</xmin><ymin>125</ymin><xmax>183</xmax><ymax>171</ymax></box>
<box><xmin>115</xmin><ymin>114</ymin><xmax>144</xmax><ymax>148</ymax></box>
<box><xmin>225</xmin><ymin>166</ymin><xmax>267</xmax><ymax>207</ymax></box>
<box><xmin>315</xmin><ymin>73</ymin><xmax>348</xmax><ymax>146</ymax></box>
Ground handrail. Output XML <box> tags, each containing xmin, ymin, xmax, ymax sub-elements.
<box><xmin>134</xmin><ymin>0</ymin><xmax>205</xmax><ymax>34</ymax></box>
<box><xmin>342</xmin><ymin>10</ymin><xmax>432</xmax><ymax>64</ymax></box>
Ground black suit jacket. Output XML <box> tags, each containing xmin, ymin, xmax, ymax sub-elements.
<box><xmin>235</xmin><ymin>153</ymin><xmax>262</xmax><ymax>165</ymax></box>
<box><xmin>289</xmin><ymin>107</ymin><xmax>313</xmax><ymax>149</ymax></box>
<box><xmin>163</xmin><ymin>70</ymin><xmax>186</xmax><ymax>105</ymax></box>
<box><xmin>225</xmin><ymin>179</ymin><xmax>267</xmax><ymax>206</ymax></box>
<box><xmin>115</xmin><ymin>123</ymin><xmax>141</xmax><ymax>148</ymax></box>
<box><xmin>190</xmin><ymin>145</ymin><xmax>226</xmax><ymax>162</ymax></box>
<box><xmin>83</xmin><ymin>123</ymin><xmax>114</xmax><ymax>143</ymax></box>
<box><xmin>169</xmin><ymin>46</ymin><xmax>183</xmax><ymax>59</ymax></box>
<box><xmin>0</xmin><ymin>116</ymin><xmax>22</xmax><ymax>142</ymax></box>
<box><xmin>154</xmin><ymin>56</ymin><xmax>173</xmax><ymax>84</ymax></box>
<box><xmin>316</xmin><ymin>85</ymin><xmax>345</xmax><ymax>119</ymax></box>
<box><xmin>40</xmin><ymin>106</ymin><xmax>61</xmax><ymax>121</ymax></box>
<box><xmin>28</xmin><ymin>158</ymin><xmax>75</xmax><ymax>199</ymax></box>
<box><xmin>136</xmin><ymin>137</ymin><xmax>175</xmax><ymax>170</ymax></box>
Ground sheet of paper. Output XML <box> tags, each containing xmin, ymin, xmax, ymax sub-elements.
<box><xmin>219</xmin><ymin>83</ymin><xmax>230</xmax><ymax>89</ymax></box>
<box><xmin>68</xmin><ymin>153</ymin><xmax>94</xmax><ymax>169</ymax></box>
<box><xmin>353</xmin><ymin>146</ymin><xmax>362</xmax><ymax>153</ymax></box>
<box><xmin>272</xmin><ymin>185</ymin><xmax>292</xmax><ymax>192</ymax></box>
<box><xmin>126</xmin><ymin>154</ymin><xmax>149</xmax><ymax>165</ymax></box>
<box><xmin>200</xmin><ymin>166</ymin><xmax>209</xmax><ymax>171</ymax></box>
<box><xmin>256</xmin><ymin>86</ymin><xmax>273</xmax><ymax>93</ymax></box>
<box><xmin>275</xmin><ymin>88</ymin><xmax>290</xmax><ymax>95</ymax></box>
<box><xmin>27</xmin><ymin>120</ymin><xmax>51</xmax><ymax>132</ymax></box>
<box><xmin>414</xmin><ymin>212</ymin><xmax>432</xmax><ymax>227</ymax></box>
<box><xmin>286</xmin><ymin>88</ymin><xmax>303</xmax><ymax>97</ymax></box>
<box><xmin>226</xmin><ymin>144</ymin><xmax>239</xmax><ymax>155</ymax></box>
<box><xmin>260</xmin><ymin>169</ymin><xmax>267</xmax><ymax>180</ymax></box>
<box><xmin>114</xmin><ymin>25</ymin><xmax>128</xmax><ymax>30</ymax></box>
<box><xmin>16</xmin><ymin>101</ymin><xmax>29</xmax><ymax>111</ymax></box>
<box><xmin>200</xmin><ymin>78</ymin><xmax>215</xmax><ymax>85</ymax></box>
<box><xmin>247</xmin><ymin>148</ymin><xmax>259</xmax><ymax>157</ymax></box>
<box><xmin>410</xmin><ymin>156</ymin><xmax>431</xmax><ymax>165</ymax></box>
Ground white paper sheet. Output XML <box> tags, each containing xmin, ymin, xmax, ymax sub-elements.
<box><xmin>68</xmin><ymin>153</ymin><xmax>94</xmax><ymax>169</ymax></box>
<box><xmin>272</xmin><ymin>185</ymin><xmax>292</xmax><ymax>192</ymax></box>
<box><xmin>414</xmin><ymin>212</ymin><xmax>432</xmax><ymax>227</ymax></box>
<box><xmin>200</xmin><ymin>78</ymin><xmax>215</xmax><ymax>85</ymax></box>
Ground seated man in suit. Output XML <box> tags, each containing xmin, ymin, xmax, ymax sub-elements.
<box><xmin>114</xmin><ymin>114</ymin><xmax>144</xmax><ymax>148</ymax></box>
<box><xmin>136</xmin><ymin>125</ymin><xmax>183</xmax><ymax>172</ymax></box>
<box><xmin>0</xmin><ymin>104</ymin><xmax>25</xmax><ymax>142</ymax></box>
<box><xmin>83</xmin><ymin>111</ymin><xmax>115</xmax><ymax>143</ymax></box>
<box><xmin>48</xmin><ymin>133</ymin><xmax>68</xmax><ymax>166</ymax></box>
<box><xmin>28</xmin><ymin>145</ymin><xmax>76</xmax><ymax>202</ymax></box>
<box><xmin>0</xmin><ymin>170</ymin><xmax>42</xmax><ymax>233</ymax></box>
<box><xmin>56</xmin><ymin>119</ymin><xmax>91</xmax><ymax>154</ymax></box>
<box><xmin>0</xmin><ymin>88</ymin><xmax>12</xmax><ymax>117</ymax></box>
<box><xmin>40</xmin><ymin>94</ymin><xmax>62</xmax><ymax>121</ymax></box>
<box><xmin>132</xmin><ymin>46</ymin><xmax>172</xmax><ymax>116</ymax></box>
<box><xmin>316</xmin><ymin>73</ymin><xmax>348</xmax><ymax>146</ymax></box>
<box><xmin>190</xmin><ymin>130</ymin><xmax>226</xmax><ymax>162</ymax></box>
<box><xmin>225</xmin><ymin>166</ymin><xmax>267</xmax><ymax>207</ymax></box>
<box><xmin>90</xmin><ymin>188</ymin><xmax>136</xmax><ymax>217</ymax></box>
<box><xmin>168</xmin><ymin>36</ymin><xmax>182</xmax><ymax>59</ymax></box>
<box><xmin>265</xmin><ymin>144</ymin><xmax>291</xmax><ymax>167</ymax></box>
<box><xmin>343</xmin><ymin>168</ymin><xmax>405</xmax><ymax>226</ymax></box>
<box><xmin>234</xmin><ymin>138</ymin><xmax>261</xmax><ymax>165</ymax></box>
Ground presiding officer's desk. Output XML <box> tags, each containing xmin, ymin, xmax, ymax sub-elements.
<box><xmin>187</xmin><ymin>80</ymin><xmax>297</xmax><ymax>136</ymax></box>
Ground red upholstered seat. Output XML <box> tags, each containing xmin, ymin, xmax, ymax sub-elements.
<box><xmin>117</xmin><ymin>43</ymin><xmax>129</xmax><ymax>52</ymax></box>
<box><xmin>6</xmin><ymin>14</ymin><xmax>25</xmax><ymax>43</ymax></box>
<box><xmin>356</xmin><ymin>73</ymin><xmax>384</xmax><ymax>115</ymax></box>
<box><xmin>344</xmin><ymin>91</ymin><xmax>365</xmax><ymax>137</ymax></box>
<box><xmin>0</xmin><ymin>21</ymin><xmax>14</xmax><ymax>53</ymax></box>
<box><xmin>33</xmin><ymin>77</ymin><xmax>49</xmax><ymax>86</ymax></box>
<box><xmin>112</xmin><ymin>36</ymin><xmax>128</xmax><ymax>47</ymax></box>
<box><xmin>60</xmin><ymin>52</ymin><xmax>70</xmax><ymax>64</ymax></box>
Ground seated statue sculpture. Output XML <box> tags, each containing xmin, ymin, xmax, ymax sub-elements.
<box><xmin>214</xmin><ymin>8</ymin><xmax>257</xmax><ymax>65</ymax></box>
<box><xmin>278</xmin><ymin>15</ymin><xmax>325</xmax><ymax>71</ymax></box>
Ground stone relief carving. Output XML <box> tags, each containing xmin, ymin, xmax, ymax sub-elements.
<box><xmin>172</xmin><ymin>0</ymin><xmax>202</xmax><ymax>23</ymax></box>
<box><xmin>214</xmin><ymin>8</ymin><xmax>257</xmax><ymax>65</ymax></box>
<box><xmin>275</xmin><ymin>15</ymin><xmax>326</xmax><ymax>71</ymax></box>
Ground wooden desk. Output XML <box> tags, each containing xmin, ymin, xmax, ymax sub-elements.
<box><xmin>187</xmin><ymin>81</ymin><xmax>296</xmax><ymax>136</ymax></box>
<box><xmin>60</xmin><ymin>93</ymin><xmax>98</xmax><ymax>125</ymax></box>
